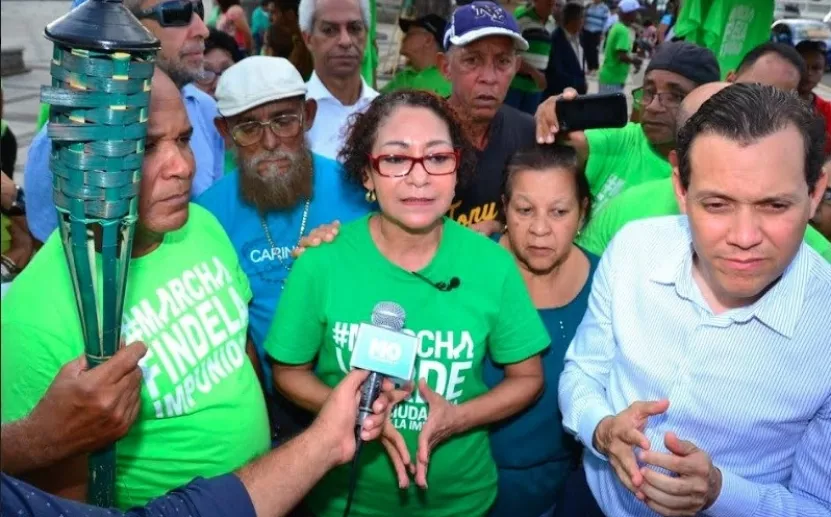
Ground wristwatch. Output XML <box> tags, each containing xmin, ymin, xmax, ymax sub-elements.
<box><xmin>2</xmin><ymin>184</ymin><xmax>25</xmax><ymax>216</ymax></box>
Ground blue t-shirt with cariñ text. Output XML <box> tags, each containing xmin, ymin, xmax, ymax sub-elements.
<box><xmin>194</xmin><ymin>152</ymin><xmax>369</xmax><ymax>382</ymax></box>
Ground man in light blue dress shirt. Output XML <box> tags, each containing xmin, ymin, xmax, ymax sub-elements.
<box><xmin>26</xmin><ymin>0</ymin><xmax>224</xmax><ymax>242</ymax></box>
<box><xmin>559</xmin><ymin>83</ymin><xmax>831</xmax><ymax>517</ymax></box>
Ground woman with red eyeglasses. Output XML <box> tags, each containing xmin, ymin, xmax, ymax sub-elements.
<box><xmin>264</xmin><ymin>90</ymin><xmax>549</xmax><ymax>517</ymax></box>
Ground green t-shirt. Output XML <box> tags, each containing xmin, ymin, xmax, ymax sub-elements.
<box><xmin>265</xmin><ymin>214</ymin><xmax>550</xmax><ymax>517</ymax></box>
<box><xmin>511</xmin><ymin>5</ymin><xmax>552</xmax><ymax>93</ymax></box>
<box><xmin>599</xmin><ymin>22</ymin><xmax>633</xmax><ymax>86</ymax></box>
<box><xmin>0</xmin><ymin>204</ymin><xmax>270</xmax><ymax>509</ymax></box>
<box><xmin>381</xmin><ymin>66</ymin><xmax>452</xmax><ymax>97</ymax></box>
<box><xmin>584</xmin><ymin>122</ymin><xmax>672</xmax><ymax>214</ymax></box>
<box><xmin>578</xmin><ymin>177</ymin><xmax>831</xmax><ymax>263</ymax></box>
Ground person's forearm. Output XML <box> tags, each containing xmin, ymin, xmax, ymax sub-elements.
<box><xmin>558</xmin><ymin>360</ymin><xmax>614</xmax><ymax>458</ymax></box>
<box><xmin>1</xmin><ymin>418</ymin><xmax>56</xmax><ymax>474</ymax></box>
<box><xmin>272</xmin><ymin>368</ymin><xmax>332</xmax><ymax>413</ymax></box>
<box><xmin>703</xmin><ymin>469</ymin><xmax>830</xmax><ymax>517</ymax></box>
<box><xmin>452</xmin><ymin>373</ymin><xmax>543</xmax><ymax>434</ymax></box>
<box><xmin>236</xmin><ymin>423</ymin><xmax>338</xmax><ymax>517</ymax></box>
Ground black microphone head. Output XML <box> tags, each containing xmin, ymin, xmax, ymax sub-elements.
<box><xmin>371</xmin><ymin>302</ymin><xmax>405</xmax><ymax>331</ymax></box>
<box><xmin>448</xmin><ymin>277</ymin><xmax>460</xmax><ymax>289</ymax></box>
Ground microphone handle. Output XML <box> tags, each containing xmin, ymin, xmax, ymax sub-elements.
<box><xmin>356</xmin><ymin>371</ymin><xmax>383</xmax><ymax>433</ymax></box>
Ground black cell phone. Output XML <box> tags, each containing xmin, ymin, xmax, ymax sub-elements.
<box><xmin>555</xmin><ymin>93</ymin><xmax>629</xmax><ymax>132</ymax></box>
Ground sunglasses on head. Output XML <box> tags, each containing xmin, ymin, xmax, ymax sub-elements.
<box><xmin>135</xmin><ymin>0</ymin><xmax>204</xmax><ymax>27</ymax></box>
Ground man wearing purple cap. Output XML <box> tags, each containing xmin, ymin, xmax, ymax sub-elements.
<box><xmin>439</xmin><ymin>0</ymin><xmax>536</xmax><ymax>234</ymax></box>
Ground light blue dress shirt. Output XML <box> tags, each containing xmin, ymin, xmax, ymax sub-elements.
<box><xmin>559</xmin><ymin>215</ymin><xmax>831</xmax><ymax>517</ymax></box>
<box><xmin>24</xmin><ymin>85</ymin><xmax>224</xmax><ymax>242</ymax></box>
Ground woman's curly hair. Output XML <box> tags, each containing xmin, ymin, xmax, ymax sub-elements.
<box><xmin>338</xmin><ymin>89</ymin><xmax>477</xmax><ymax>187</ymax></box>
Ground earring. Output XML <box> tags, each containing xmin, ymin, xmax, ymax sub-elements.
<box><xmin>365</xmin><ymin>189</ymin><xmax>377</xmax><ymax>203</ymax></box>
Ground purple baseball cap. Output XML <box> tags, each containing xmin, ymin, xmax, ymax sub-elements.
<box><xmin>443</xmin><ymin>1</ymin><xmax>529</xmax><ymax>52</ymax></box>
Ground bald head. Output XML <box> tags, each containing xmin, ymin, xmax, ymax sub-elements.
<box><xmin>149</xmin><ymin>68</ymin><xmax>183</xmax><ymax>113</ymax></box>
<box><xmin>676</xmin><ymin>81</ymin><xmax>731</xmax><ymax>131</ymax></box>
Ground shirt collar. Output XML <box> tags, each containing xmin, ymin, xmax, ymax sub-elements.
<box><xmin>649</xmin><ymin>217</ymin><xmax>810</xmax><ymax>338</ymax></box>
<box><xmin>306</xmin><ymin>71</ymin><xmax>377</xmax><ymax>104</ymax></box>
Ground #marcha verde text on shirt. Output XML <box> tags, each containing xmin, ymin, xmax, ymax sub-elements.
<box><xmin>333</xmin><ymin>320</ymin><xmax>475</xmax><ymax>432</ymax></box>
<box><xmin>120</xmin><ymin>256</ymin><xmax>251</xmax><ymax>419</ymax></box>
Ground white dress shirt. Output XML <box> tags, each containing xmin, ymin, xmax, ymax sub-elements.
<box><xmin>305</xmin><ymin>72</ymin><xmax>379</xmax><ymax>160</ymax></box>
<box><xmin>560</xmin><ymin>215</ymin><xmax>831</xmax><ymax>517</ymax></box>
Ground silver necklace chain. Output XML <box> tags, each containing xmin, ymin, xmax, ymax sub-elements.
<box><xmin>259</xmin><ymin>198</ymin><xmax>311</xmax><ymax>287</ymax></box>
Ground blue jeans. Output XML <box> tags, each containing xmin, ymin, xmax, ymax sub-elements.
<box><xmin>505</xmin><ymin>88</ymin><xmax>543</xmax><ymax>115</ymax></box>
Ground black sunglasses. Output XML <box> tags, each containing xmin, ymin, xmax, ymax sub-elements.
<box><xmin>135</xmin><ymin>0</ymin><xmax>204</xmax><ymax>27</ymax></box>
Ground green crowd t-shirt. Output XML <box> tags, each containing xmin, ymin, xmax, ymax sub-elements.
<box><xmin>584</xmin><ymin>122</ymin><xmax>672</xmax><ymax>214</ymax></box>
<box><xmin>599</xmin><ymin>22</ymin><xmax>633</xmax><ymax>86</ymax></box>
<box><xmin>265</xmin><ymin>214</ymin><xmax>550</xmax><ymax>517</ymax></box>
<box><xmin>381</xmin><ymin>65</ymin><xmax>452</xmax><ymax>97</ymax></box>
<box><xmin>578</xmin><ymin>177</ymin><xmax>831</xmax><ymax>263</ymax></box>
<box><xmin>673</xmin><ymin>0</ymin><xmax>773</xmax><ymax>78</ymax></box>
<box><xmin>0</xmin><ymin>204</ymin><xmax>270</xmax><ymax>509</ymax></box>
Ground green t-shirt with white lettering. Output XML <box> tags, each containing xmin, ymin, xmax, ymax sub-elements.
<box><xmin>0</xmin><ymin>204</ymin><xmax>270</xmax><ymax>509</ymax></box>
<box><xmin>265</xmin><ymin>214</ymin><xmax>550</xmax><ymax>517</ymax></box>
<box><xmin>578</xmin><ymin>177</ymin><xmax>831</xmax><ymax>263</ymax></box>
<box><xmin>585</xmin><ymin>122</ymin><xmax>672</xmax><ymax>214</ymax></box>
<box><xmin>599</xmin><ymin>22</ymin><xmax>633</xmax><ymax>86</ymax></box>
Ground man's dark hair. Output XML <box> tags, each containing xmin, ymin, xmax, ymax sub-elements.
<box><xmin>276</xmin><ymin>0</ymin><xmax>301</xmax><ymax>15</ymax></box>
<box><xmin>677</xmin><ymin>83</ymin><xmax>825</xmax><ymax>193</ymax></box>
<box><xmin>205</xmin><ymin>28</ymin><xmax>244</xmax><ymax>63</ymax></box>
<box><xmin>562</xmin><ymin>2</ymin><xmax>584</xmax><ymax>26</ymax></box>
<box><xmin>501</xmin><ymin>144</ymin><xmax>592</xmax><ymax>225</ymax></box>
<box><xmin>736</xmin><ymin>42</ymin><xmax>807</xmax><ymax>84</ymax></box>
<box><xmin>795</xmin><ymin>40</ymin><xmax>827</xmax><ymax>64</ymax></box>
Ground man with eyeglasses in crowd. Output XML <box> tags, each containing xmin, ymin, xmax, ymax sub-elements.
<box><xmin>535</xmin><ymin>41</ymin><xmax>721</xmax><ymax>216</ymax></box>
<box><xmin>573</xmin><ymin>41</ymin><xmax>831</xmax><ymax>263</ymax></box>
<box><xmin>25</xmin><ymin>0</ymin><xmax>224</xmax><ymax>244</ymax></box>
<box><xmin>195</xmin><ymin>57</ymin><xmax>369</xmax><ymax>439</ymax></box>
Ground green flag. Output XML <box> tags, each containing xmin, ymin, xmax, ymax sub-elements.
<box><xmin>361</xmin><ymin>0</ymin><xmax>378</xmax><ymax>87</ymax></box>
<box><xmin>673</xmin><ymin>0</ymin><xmax>774</xmax><ymax>78</ymax></box>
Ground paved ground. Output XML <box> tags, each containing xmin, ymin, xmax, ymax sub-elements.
<box><xmin>2</xmin><ymin>0</ymin><xmax>829</xmax><ymax>181</ymax></box>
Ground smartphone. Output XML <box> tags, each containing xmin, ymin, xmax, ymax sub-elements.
<box><xmin>555</xmin><ymin>92</ymin><xmax>629</xmax><ymax>132</ymax></box>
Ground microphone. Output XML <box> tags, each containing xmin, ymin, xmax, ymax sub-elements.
<box><xmin>411</xmin><ymin>271</ymin><xmax>462</xmax><ymax>292</ymax></box>
<box><xmin>349</xmin><ymin>302</ymin><xmax>418</xmax><ymax>432</ymax></box>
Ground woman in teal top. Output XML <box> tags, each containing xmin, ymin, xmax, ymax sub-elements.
<box><xmin>264</xmin><ymin>91</ymin><xmax>550</xmax><ymax>517</ymax></box>
<box><xmin>483</xmin><ymin>145</ymin><xmax>600</xmax><ymax>517</ymax></box>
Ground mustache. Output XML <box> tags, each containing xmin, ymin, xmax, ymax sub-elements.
<box><xmin>180</xmin><ymin>42</ymin><xmax>205</xmax><ymax>56</ymax></box>
<box><xmin>243</xmin><ymin>150</ymin><xmax>298</xmax><ymax>172</ymax></box>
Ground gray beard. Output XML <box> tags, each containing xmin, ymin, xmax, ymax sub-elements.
<box><xmin>158</xmin><ymin>55</ymin><xmax>202</xmax><ymax>89</ymax></box>
<box><xmin>239</xmin><ymin>148</ymin><xmax>314</xmax><ymax>212</ymax></box>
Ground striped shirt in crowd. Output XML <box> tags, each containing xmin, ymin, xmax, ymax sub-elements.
<box><xmin>560</xmin><ymin>215</ymin><xmax>831</xmax><ymax>517</ymax></box>
<box><xmin>584</xmin><ymin>2</ymin><xmax>610</xmax><ymax>33</ymax></box>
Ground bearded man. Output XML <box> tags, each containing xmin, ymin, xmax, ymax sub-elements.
<box><xmin>195</xmin><ymin>56</ymin><xmax>369</xmax><ymax>409</ymax></box>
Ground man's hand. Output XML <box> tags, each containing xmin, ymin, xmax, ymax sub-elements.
<box><xmin>535</xmin><ymin>87</ymin><xmax>579</xmax><ymax>144</ymax></box>
<box><xmin>291</xmin><ymin>221</ymin><xmax>340</xmax><ymax>258</ymax></box>
<box><xmin>311</xmin><ymin>369</ymin><xmax>412</xmax><ymax>470</ymax></box>
<box><xmin>28</xmin><ymin>343</ymin><xmax>148</xmax><ymax>459</ymax></box>
<box><xmin>637</xmin><ymin>432</ymin><xmax>722</xmax><ymax>516</ymax></box>
<box><xmin>592</xmin><ymin>399</ymin><xmax>670</xmax><ymax>496</ymax></box>
<box><xmin>415</xmin><ymin>379</ymin><xmax>460</xmax><ymax>489</ymax></box>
